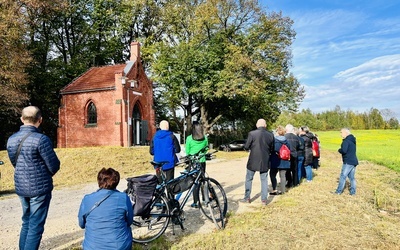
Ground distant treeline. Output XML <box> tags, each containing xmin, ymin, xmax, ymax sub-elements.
<box><xmin>273</xmin><ymin>105</ymin><xmax>399</xmax><ymax>131</ymax></box>
<box><xmin>207</xmin><ymin>105</ymin><xmax>398</xmax><ymax>147</ymax></box>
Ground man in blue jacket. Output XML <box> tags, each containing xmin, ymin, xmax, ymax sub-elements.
<box><xmin>150</xmin><ymin>120</ymin><xmax>181</xmax><ymax>183</ymax></box>
<box><xmin>334</xmin><ymin>128</ymin><xmax>358</xmax><ymax>195</ymax></box>
<box><xmin>7</xmin><ymin>106</ymin><xmax>60</xmax><ymax>250</ymax></box>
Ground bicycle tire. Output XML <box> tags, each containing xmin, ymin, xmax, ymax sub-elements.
<box><xmin>131</xmin><ymin>195</ymin><xmax>170</xmax><ymax>243</ymax></box>
<box><xmin>198</xmin><ymin>178</ymin><xmax>227</xmax><ymax>228</ymax></box>
<box><xmin>207</xmin><ymin>181</ymin><xmax>225</xmax><ymax>229</ymax></box>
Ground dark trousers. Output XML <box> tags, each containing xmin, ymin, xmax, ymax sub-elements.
<box><xmin>193</xmin><ymin>162</ymin><xmax>206</xmax><ymax>203</ymax></box>
<box><xmin>286</xmin><ymin>157</ymin><xmax>299</xmax><ymax>187</ymax></box>
<box><xmin>270</xmin><ymin>168</ymin><xmax>287</xmax><ymax>193</ymax></box>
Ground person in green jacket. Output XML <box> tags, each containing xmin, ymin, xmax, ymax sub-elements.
<box><xmin>185</xmin><ymin>121</ymin><xmax>208</xmax><ymax>208</ymax></box>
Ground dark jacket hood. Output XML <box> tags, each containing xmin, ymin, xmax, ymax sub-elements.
<box><xmin>345</xmin><ymin>134</ymin><xmax>356</xmax><ymax>144</ymax></box>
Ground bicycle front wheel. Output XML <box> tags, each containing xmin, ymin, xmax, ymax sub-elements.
<box><xmin>131</xmin><ymin>195</ymin><xmax>170</xmax><ymax>243</ymax></box>
<box><xmin>198</xmin><ymin>178</ymin><xmax>227</xmax><ymax>229</ymax></box>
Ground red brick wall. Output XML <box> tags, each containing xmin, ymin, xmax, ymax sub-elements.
<box><xmin>58</xmin><ymin>90</ymin><xmax>124</xmax><ymax>148</ymax></box>
<box><xmin>57</xmin><ymin>42</ymin><xmax>156</xmax><ymax>148</ymax></box>
<box><xmin>57</xmin><ymin>80</ymin><xmax>156</xmax><ymax>148</ymax></box>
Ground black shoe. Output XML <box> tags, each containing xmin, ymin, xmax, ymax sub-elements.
<box><xmin>190</xmin><ymin>202</ymin><xmax>198</xmax><ymax>208</ymax></box>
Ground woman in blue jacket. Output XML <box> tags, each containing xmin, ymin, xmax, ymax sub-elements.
<box><xmin>78</xmin><ymin>168</ymin><xmax>133</xmax><ymax>250</ymax></box>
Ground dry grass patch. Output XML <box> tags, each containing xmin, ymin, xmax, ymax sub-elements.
<box><xmin>171</xmin><ymin>149</ymin><xmax>400</xmax><ymax>250</ymax></box>
<box><xmin>0</xmin><ymin>147</ymin><xmax>245</xmax><ymax>193</ymax></box>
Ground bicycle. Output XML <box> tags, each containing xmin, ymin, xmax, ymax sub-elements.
<box><xmin>125</xmin><ymin>148</ymin><xmax>227</xmax><ymax>243</ymax></box>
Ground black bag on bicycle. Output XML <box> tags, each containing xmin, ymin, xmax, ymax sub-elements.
<box><xmin>168</xmin><ymin>174</ymin><xmax>195</xmax><ymax>195</ymax></box>
<box><xmin>126</xmin><ymin>174</ymin><xmax>158</xmax><ymax>217</ymax></box>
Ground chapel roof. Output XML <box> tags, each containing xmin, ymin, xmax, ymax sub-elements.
<box><xmin>60</xmin><ymin>64</ymin><xmax>126</xmax><ymax>94</ymax></box>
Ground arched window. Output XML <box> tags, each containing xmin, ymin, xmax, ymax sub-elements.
<box><xmin>87</xmin><ymin>102</ymin><xmax>97</xmax><ymax>125</ymax></box>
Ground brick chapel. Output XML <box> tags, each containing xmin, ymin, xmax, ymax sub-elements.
<box><xmin>57</xmin><ymin>42</ymin><xmax>156</xmax><ymax>148</ymax></box>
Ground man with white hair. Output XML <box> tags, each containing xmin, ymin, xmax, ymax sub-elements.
<box><xmin>284</xmin><ymin>124</ymin><xmax>301</xmax><ymax>187</ymax></box>
<box><xmin>241</xmin><ymin>118</ymin><xmax>274</xmax><ymax>205</ymax></box>
<box><xmin>334</xmin><ymin>128</ymin><xmax>358</xmax><ymax>195</ymax></box>
<box><xmin>150</xmin><ymin>120</ymin><xmax>181</xmax><ymax>182</ymax></box>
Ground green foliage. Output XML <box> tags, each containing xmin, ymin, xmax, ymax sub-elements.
<box><xmin>148</xmin><ymin>0</ymin><xmax>304</xmax><ymax>133</ymax></box>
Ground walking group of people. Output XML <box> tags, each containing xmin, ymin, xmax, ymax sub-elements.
<box><xmin>241</xmin><ymin>119</ymin><xmax>321</xmax><ymax>204</ymax></box>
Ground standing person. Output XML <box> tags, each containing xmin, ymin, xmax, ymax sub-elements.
<box><xmin>78</xmin><ymin>168</ymin><xmax>133</xmax><ymax>250</ymax></box>
<box><xmin>6</xmin><ymin>106</ymin><xmax>60</xmax><ymax>250</ymax></box>
<box><xmin>312</xmin><ymin>134</ymin><xmax>321</xmax><ymax>169</ymax></box>
<box><xmin>334</xmin><ymin>128</ymin><xmax>359</xmax><ymax>195</ymax></box>
<box><xmin>299</xmin><ymin>126</ymin><xmax>314</xmax><ymax>182</ymax></box>
<box><xmin>241</xmin><ymin>119</ymin><xmax>274</xmax><ymax>205</ymax></box>
<box><xmin>185</xmin><ymin>121</ymin><xmax>208</xmax><ymax>208</ymax></box>
<box><xmin>296</xmin><ymin>127</ymin><xmax>306</xmax><ymax>183</ymax></box>
<box><xmin>150</xmin><ymin>120</ymin><xmax>181</xmax><ymax>182</ymax></box>
<box><xmin>284</xmin><ymin>124</ymin><xmax>300</xmax><ymax>187</ymax></box>
<box><xmin>270</xmin><ymin>125</ymin><xmax>292</xmax><ymax>195</ymax></box>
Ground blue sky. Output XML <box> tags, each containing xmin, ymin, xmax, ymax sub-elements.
<box><xmin>262</xmin><ymin>0</ymin><xmax>400</xmax><ymax>120</ymax></box>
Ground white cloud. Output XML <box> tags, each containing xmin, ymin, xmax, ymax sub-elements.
<box><xmin>265</xmin><ymin>1</ymin><xmax>400</xmax><ymax>119</ymax></box>
<box><xmin>300</xmin><ymin>54</ymin><xmax>400</xmax><ymax>118</ymax></box>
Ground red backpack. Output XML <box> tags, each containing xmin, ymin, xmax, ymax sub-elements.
<box><xmin>312</xmin><ymin>141</ymin><xmax>320</xmax><ymax>157</ymax></box>
<box><xmin>279</xmin><ymin>144</ymin><xmax>291</xmax><ymax>161</ymax></box>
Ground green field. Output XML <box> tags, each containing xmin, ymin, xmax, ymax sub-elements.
<box><xmin>316</xmin><ymin>129</ymin><xmax>400</xmax><ymax>172</ymax></box>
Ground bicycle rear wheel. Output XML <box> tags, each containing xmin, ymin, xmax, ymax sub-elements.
<box><xmin>131</xmin><ymin>195</ymin><xmax>170</xmax><ymax>243</ymax></box>
<box><xmin>198</xmin><ymin>178</ymin><xmax>227</xmax><ymax>229</ymax></box>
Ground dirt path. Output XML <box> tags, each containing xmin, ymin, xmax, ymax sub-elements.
<box><xmin>0</xmin><ymin>156</ymin><xmax>278</xmax><ymax>250</ymax></box>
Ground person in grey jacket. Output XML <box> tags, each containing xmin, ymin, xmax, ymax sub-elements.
<box><xmin>241</xmin><ymin>119</ymin><xmax>274</xmax><ymax>205</ymax></box>
<box><xmin>334</xmin><ymin>128</ymin><xmax>359</xmax><ymax>195</ymax></box>
<box><xmin>7</xmin><ymin>106</ymin><xmax>60</xmax><ymax>250</ymax></box>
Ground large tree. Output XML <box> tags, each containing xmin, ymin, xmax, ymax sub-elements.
<box><xmin>147</xmin><ymin>0</ymin><xmax>304</xmax><ymax>134</ymax></box>
<box><xmin>0</xmin><ymin>0</ymin><xmax>34</xmax><ymax>147</ymax></box>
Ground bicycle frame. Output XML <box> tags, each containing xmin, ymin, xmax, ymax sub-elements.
<box><xmin>155</xmin><ymin>160</ymin><xmax>205</xmax><ymax>210</ymax></box>
<box><xmin>152</xmin><ymin>149</ymin><xmax>214</xmax><ymax>224</ymax></box>
<box><xmin>130</xmin><ymin>148</ymin><xmax>224</xmax><ymax>243</ymax></box>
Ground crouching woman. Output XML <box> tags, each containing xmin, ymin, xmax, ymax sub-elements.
<box><xmin>78</xmin><ymin>168</ymin><xmax>133</xmax><ymax>250</ymax></box>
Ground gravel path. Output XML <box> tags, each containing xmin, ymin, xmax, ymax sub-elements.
<box><xmin>0</xmin><ymin>157</ymin><xmax>277</xmax><ymax>249</ymax></box>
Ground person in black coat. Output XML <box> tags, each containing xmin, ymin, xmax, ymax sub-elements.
<box><xmin>284</xmin><ymin>124</ymin><xmax>301</xmax><ymax>187</ymax></box>
<box><xmin>241</xmin><ymin>119</ymin><xmax>274</xmax><ymax>205</ymax></box>
<box><xmin>299</xmin><ymin>126</ymin><xmax>315</xmax><ymax>182</ymax></box>
<box><xmin>334</xmin><ymin>128</ymin><xmax>359</xmax><ymax>195</ymax></box>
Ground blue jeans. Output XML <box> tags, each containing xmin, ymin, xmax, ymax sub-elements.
<box><xmin>335</xmin><ymin>163</ymin><xmax>356</xmax><ymax>195</ymax></box>
<box><xmin>19</xmin><ymin>193</ymin><xmax>52</xmax><ymax>250</ymax></box>
<box><xmin>245</xmin><ymin>169</ymin><xmax>268</xmax><ymax>201</ymax></box>
<box><xmin>305</xmin><ymin>164</ymin><xmax>313</xmax><ymax>181</ymax></box>
<box><xmin>297</xmin><ymin>156</ymin><xmax>305</xmax><ymax>183</ymax></box>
